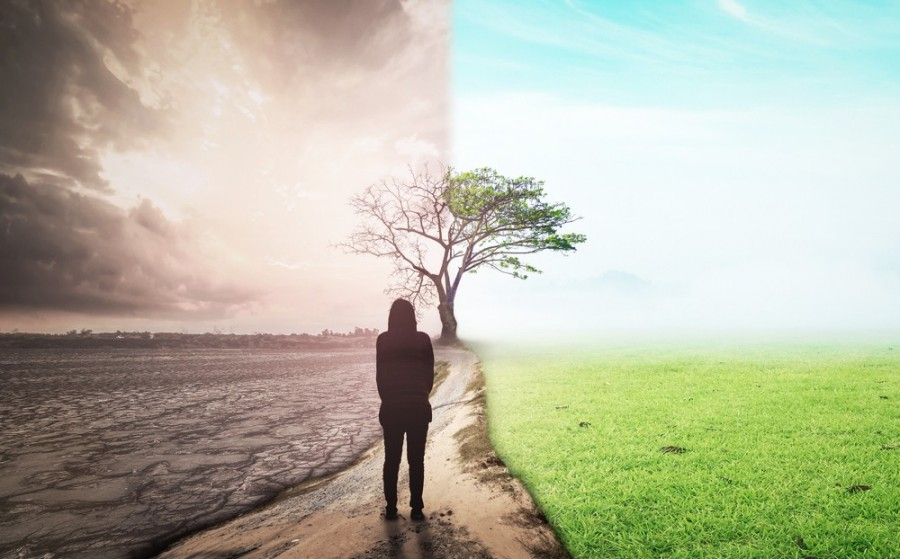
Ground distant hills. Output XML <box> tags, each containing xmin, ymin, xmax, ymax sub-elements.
<box><xmin>0</xmin><ymin>329</ymin><xmax>379</xmax><ymax>350</ymax></box>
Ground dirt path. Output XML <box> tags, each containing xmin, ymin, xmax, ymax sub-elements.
<box><xmin>157</xmin><ymin>347</ymin><xmax>567</xmax><ymax>559</ymax></box>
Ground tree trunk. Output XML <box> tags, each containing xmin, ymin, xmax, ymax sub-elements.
<box><xmin>437</xmin><ymin>300</ymin><xmax>458</xmax><ymax>343</ymax></box>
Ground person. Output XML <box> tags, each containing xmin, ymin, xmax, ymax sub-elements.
<box><xmin>376</xmin><ymin>298</ymin><xmax>435</xmax><ymax>521</ymax></box>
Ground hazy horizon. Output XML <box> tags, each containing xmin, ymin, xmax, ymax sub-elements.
<box><xmin>2</xmin><ymin>1</ymin><xmax>899</xmax><ymax>340</ymax></box>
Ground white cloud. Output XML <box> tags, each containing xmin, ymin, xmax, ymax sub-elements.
<box><xmin>267</xmin><ymin>258</ymin><xmax>310</xmax><ymax>271</ymax></box>
<box><xmin>718</xmin><ymin>0</ymin><xmax>749</xmax><ymax>21</ymax></box>
<box><xmin>352</xmin><ymin>134</ymin><xmax>389</xmax><ymax>154</ymax></box>
<box><xmin>394</xmin><ymin>134</ymin><xmax>440</xmax><ymax>160</ymax></box>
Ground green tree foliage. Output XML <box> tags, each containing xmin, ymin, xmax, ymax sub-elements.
<box><xmin>343</xmin><ymin>166</ymin><xmax>586</xmax><ymax>342</ymax></box>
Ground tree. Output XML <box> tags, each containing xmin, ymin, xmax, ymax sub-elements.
<box><xmin>342</xmin><ymin>166</ymin><xmax>586</xmax><ymax>342</ymax></box>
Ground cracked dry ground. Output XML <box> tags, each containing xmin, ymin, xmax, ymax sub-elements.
<box><xmin>158</xmin><ymin>347</ymin><xmax>567</xmax><ymax>559</ymax></box>
<box><xmin>0</xmin><ymin>348</ymin><xmax>383</xmax><ymax>559</ymax></box>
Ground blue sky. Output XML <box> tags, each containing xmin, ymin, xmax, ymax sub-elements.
<box><xmin>455</xmin><ymin>0</ymin><xmax>900</xmax><ymax>108</ymax></box>
<box><xmin>452</xmin><ymin>0</ymin><xmax>900</xmax><ymax>337</ymax></box>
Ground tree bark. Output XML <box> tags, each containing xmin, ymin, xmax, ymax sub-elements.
<box><xmin>437</xmin><ymin>300</ymin><xmax>458</xmax><ymax>343</ymax></box>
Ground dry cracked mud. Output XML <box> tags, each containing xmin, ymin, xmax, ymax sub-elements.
<box><xmin>0</xmin><ymin>348</ymin><xmax>383</xmax><ymax>558</ymax></box>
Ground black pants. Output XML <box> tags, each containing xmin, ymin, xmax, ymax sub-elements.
<box><xmin>381</xmin><ymin>420</ymin><xmax>428</xmax><ymax>511</ymax></box>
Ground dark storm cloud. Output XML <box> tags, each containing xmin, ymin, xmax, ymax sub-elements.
<box><xmin>0</xmin><ymin>0</ymin><xmax>163</xmax><ymax>191</ymax></box>
<box><xmin>0</xmin><ymin>173</ymin><xmax>256</xmax><ymax>317</ymax></box>
<box><xmin>231</xmin><ymin>0</ymin><xmax>412</xmax><ymax>72</ymax></box>
<box><xmin>0</xmin><ymin>0</ymin><xmax>448</xmax><ymax>326</ymax></box>
<box><xmin>223</xmin><ymin>0</ymin><xmax>441</xmax><ymax>125</ymax></box>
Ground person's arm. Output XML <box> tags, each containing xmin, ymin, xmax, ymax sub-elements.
<box><xmin>422</xmin><ymin>333</ymin><xmax>435</xmax><ymax>394</ymax></box>
<box><xmin>375</xmin><ymin>334</ymin><xmax>386</xmax><ymax>401</ymax></box>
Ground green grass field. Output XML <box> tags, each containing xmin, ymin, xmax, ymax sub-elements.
<box><xmin>473</xmin><ymin>339</ymin><xmax>899</xmax><ymax>558</ymax></box>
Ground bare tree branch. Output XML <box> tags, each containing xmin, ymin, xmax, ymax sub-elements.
<box><xmin>342</xmin><ymin>165</ymin><xmax>586</xmax><ymax>340</ymax></box>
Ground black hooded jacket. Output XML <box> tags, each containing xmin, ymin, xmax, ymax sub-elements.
<box><xmin>376</xmin><ymin>330</ymin><xmax>434</xmax><ymax>424</ymax></box>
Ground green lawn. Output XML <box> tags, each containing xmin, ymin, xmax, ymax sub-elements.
<box><xmin>473</xmin><ymin>339</ymin><xmax>899</xmax><ymax>558</ymax></box>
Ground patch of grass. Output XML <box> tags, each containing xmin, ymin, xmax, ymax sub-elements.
<box><xmin>474</xmin><ymin>340</ymin><xmax>900</xmax><ymax>559</ymax></box>
<box><xmin>465</xmin><ymin>361</ymin><xmax>486</xmax><ymax>395</ymax></box>
<box><xmin>455</xmin><ymin>362</ymin><xmax>572</xmax><ymax>558</ymax></box>
<box><xmin>431</xmin><ymin>360</ymin><xmax>451</xmax><ymax>396</ymax></box>
<box><xmin>454</xmin><ymin>364</ymin><xmax>511</xmax><ymax>484</ymax></box>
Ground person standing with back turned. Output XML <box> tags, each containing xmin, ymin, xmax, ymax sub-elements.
<box><xmin>376</xmin><ymin>298</ymin><xmax>435</xmax><ymax>521</ymax></box>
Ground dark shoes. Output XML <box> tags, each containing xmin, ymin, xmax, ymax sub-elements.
<box><xmin>383</xmin><ymin>506</ymin><xmax>425</xmax><ymax>521</ymax></box>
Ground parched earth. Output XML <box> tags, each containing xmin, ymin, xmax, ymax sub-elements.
<box><xmin>157</xmin><ymin>348</ymin><xmax>568</xmax><ymax>559</ymax></box>
<box><xmin>0</xmin><ymin>348</ymin><xmax>384</xmax><ymax>559</ymax></box>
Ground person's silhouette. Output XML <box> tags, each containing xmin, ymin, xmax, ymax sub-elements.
<box><xmin>376</xmin><ymin>298</ymin><xmax>434</xmax><ymax>521</ymax></box>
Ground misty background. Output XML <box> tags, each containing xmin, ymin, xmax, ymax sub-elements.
<box><xmin>454</xmin><ymin>0</ymin><xmax>900</xmax><ymax>339</ymax></box>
